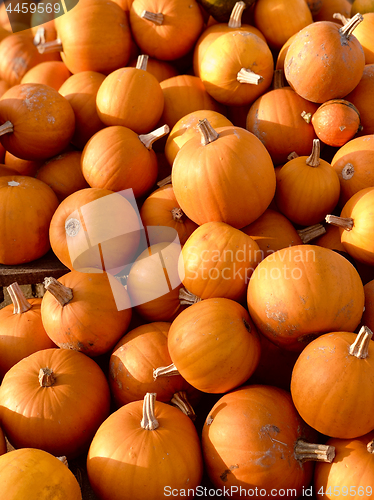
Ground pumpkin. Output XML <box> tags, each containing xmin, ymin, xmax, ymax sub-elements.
<box><xmin>49</xmin><ymin>187</ymin><xmax>141</xmax><ymax>274</ymax></box>
<box><xmin>172</xmin><ymin>119</ymin><xmax>276</xmax><ymax>229</ymax></box>
<box><xmin>241</xmin><ymin>208</ymin><xmax>303</xmax><ymax>258</ymax></box>
<box><xmin>139</xmin><ymin>184</ymin><xmax>198</xmax><ymax>245</ymax></box>
<box><xmin>336</xmin><ymin>12</ymin><xmax>374</xmax><ymax>64</ymax></box>
<box><xmin>0</xmin><ymin>32</ymin><xmax>60</xmax><ymax>87</ymax></box>
<box><xmin>291</xmin><ymin>327</ymin><xmax>374</xmax><ymax>438</ymax></box>
<box><xmin>311</xmin><ymin>99</ymin><xmax>361</xmax><ymax>147</ymax></box>
<box><xmin>109</xmin><ymin>322</ymin><xmax>199</xmax><ymax>407</ymax></box>
<box><xmin>36</xmin><ymin>150</ymin><xmax>89</xmax><ymax>202</ymax></box>
<box><xmin>0</xmin><ymin>449</ymin><xmax>82</xmax><ymax>500</ymax></box>
<box><xmin>202</xmin><ymin>384</ymin><xmax>331</xmax><ymax>499</ymax></box>
<box><xmin>81</xmin><ymin>125</ymin><xmax>168</xmax><ymax>197</ymax></box>
<box><xmin>247</xmin><ymin>245</ymin><xmax>365</xmax><ymax>351</ymax></box>
<box><xmin>313</xmin><ymin>0</ymin><xmax>352</xmax><ymax>22</ymax></box>
<box><xmin>0</xmin><ymin>164</ymin><xmax>17</xmax><ymax>176</ymax></box>
<box><xmin>314</xmin><ymin>431</ymin><xmax>374</xmax><ymax>499</ymax></box>
<box><xmin>58</xmin><ymin>70</ymin><xmax>106</xmax><ymax>150</ymax></box>
<box><xmin>0</xmin><ymin>282</ymin><xmax>56</xmax><ymax>379</ymax></box>
<box><xmin>129</xmin><ymin>0</ymin><xmax>204</xmax><ymax>61</ymax></box>
<box><xmin>30</xmin><ymin>1</ymin><xmax>57</xmax><ymax>45</ymax></box>
<box><xmin>0</xmin><ymin>175</ymin><xmax>59</xmax><ymax>265</ymax></box>
<box><xmin>325</xmin><ymin>186</ymin><xmax>374</xmax><ymax>266</ymax></box>
<box><xmin>126</xmin><ymin>241</ymin><xmax>185</xmax><ymax>322</ymax></box>
<box><xmin>165</xmin><ymin>109</ymin><xmax>232</xmax><ymax>166</ymax></box>
<box><xmin>275</xmin><ymin>33</ymin><xmax>297</xmax><ymax>71</ymax></box>
<box><xmin>41</xmin><ymin>270</ymin><xmax>132</xmax><ymax>357</ymax></box>
<box><xmin>253</xmin><ymin>0</ymin><xmax>313</xmax><ymax>50</ymax></box>
<box><xmin>284</xmin><ymin>14</ymin><xmax>365</xmax><ymax>103</ymax></box>
<box><xmin>275</xmin><ymin>139</ymin><xmax>341</xmax><ymax>226</ymax></box>
<box><xmin>0</xmin><ymin>348</ymin><xmax>111</xmax><ymax>458</ymax></box>
<box><xmin>128</xmin><ymin>55</ymin><xmax>178</xmax><ymax>82</ymax></box>
<box><xmin>196</xmin><ymin>0</ymin><xmax>256</xmax><ymax>22</ymax></box>
<box><xmin>193</xmin><ymin>1</ymin><xmax>267</xmax><ymax>77</ymax></box>
<box><xmin>87</xmin><ymin>393</ymin><xmax>203</xmax><ymax>500</ymax></box>
<box><xmin>179</xmin><ymin>221</ymin><xmax>262</xmax><ymax>302</ymax></box>
<box><xmin>0</xmin><ymin>83</ymin><xmax>75</xmax><ymax>161</ymax></box>
<box><xmin>162</xmin><ymin>297</ymin><xmax>261</xmax><ymax>393</ymax></box>
<box><xmin>38</xmin><ymin>0</ymin><xmax>133</xmax><ymax>75</ymax></box>
<box><xmin>361</xmin><ymin>280</ymin><xmax>374</xmax><ymax>333</ymax></box>
<box><xmin>20</xmin><ymin>60</ymin><xmax>71</xmax><ymax>91</ymax></box>
<box><xmin>246</xmin><ymin>85</ymin><xmax>318</xmax><ymax>166</ymax></box>
<box><xmin>160</xmin><ymin>74</ymin><xmax>225</xmax><ymax>130</ymax></box>
<box><xmin>96</xmin><ymin>55</ymin><xmax>164</xmax><ymax>134</ymax></box>
<box><xmin>345</xmin><ymin>64</ymin><xmax>374</xmax><ymax>137</ymax></box>
<box><xmin>4</xmin><ymin>151</ymin><xmax>43</xmax><ymax>177</ymax></box>
<box><xmin>199</xmin><ymin>30</ymin><xmax>274</xmax><ymax>106</ymax></box>
<box><xmin>351</xmin><ymin>0</ymin><xmax>374</xmax><ymax>15</ymax></box>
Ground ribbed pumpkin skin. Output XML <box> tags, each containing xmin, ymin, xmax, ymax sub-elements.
<box><xmin>247</xmin><ymin>245</ymin><xmax>365</xmax><ymax>351</ymax></box>
<box><xmin>87</xmin><ymin>399</ymin><xmax>203</xmax><ymax>500</ymax></box>
<box><xmin>0</xmin><ymin>448</ymin><xmax>82</xmax><ymax>500</ymax></box>
<box><xmin>172</xmin><ymin>125</ymin><xmax>276</xmax><ymax>229</ymax></box>
<box><xmin>202</xmin><ymin>385</ymin><xmax>317</xmax><ymax>499</ymax></box>
<box><xmin>291</xmin><ymin>331</ymin><xmax>374</xmax><ymax>438</ymax></box>
<box><xmin>0</xmin><ymin>348</ymin><xmax>111</xmax><ymax>458</ymax></box>
<box><xmin>284</xmin><ymin>21</ymin><xmax>365</xmax><ymax>103</ymax></box>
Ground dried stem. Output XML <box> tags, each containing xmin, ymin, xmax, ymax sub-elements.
<box><xmin>157</xmin><ymin>175</ymin><xmax>172</xmax><ymax>187</ymax></box>
<box><xmin>306</xmin><ymin>139</ymin><xmax>321</xmax><ymax>167</ymax></box>
<box><xmin>179</xmin><ymin>288</ymin><xmax>202</xmax><ymax>305</ymax></box>
<box><xmin>39</xmin><ymin>367</ymin><xmax>56</xmax><ymax>387</ymax></box>
<box><xmin>140</xmin><ymin>393</ymin><xmax>159</xmax><ymax>430</ymax></box>
<box><xmin>7</xmin><ymin>282</ymin><xmax>32</xmax><ymax>314</ymax></box>
<box><xmin>339</xmin><ymin>13</ymin><xmax>364</xmax><ymax>41</ymax></box>
<box><xmin>198</xmin><ymin>119</ymin><xmax>219</xmax><ymax>146</ymax></box>
<box><xmin>237</xmin><ymin>68</ymin><xmax>264</xmax><ymax>85</ymax></box>
<box><xmin>297</xmin><ymin>224</ymin><xmax>326</xmax><ymax>244</ymax></box>
<box><xmin>136</xmin><ymin>54</ymin><xmax>149</xmax><ymax>71</ymax></box>
<box><xmin>139</xmin><ymin>124</ymin><xmax>169</xmax><ymax>150</ymax></box>
<box><xmin>325</xmin><ymin>214</ymin><xmax>354</xmax><ymax>231</ymax></box>
<box><xmin>171</xmin><ymin>207</ymin><xmax>184</xmax><ymax>222</ymax></box>
<box><xmin>228</xmin><ymin>1</ymin><xmax>246</xmax><ymax>29</ymax></box>
<box><xmin>44</xmin><ymin>277</ymin><xmax>73</xmax><ymax>306</ymax></box>
<box><xmin>153</xmin><ymin>363</ymin><xmax>180</xmax><ymax>380</ymax></box>
<box><xmin>342</xmin><ymin>163</ymin><xmax>355</xmax><ymax>180</ymax></box>
<box><xmin>0</xmin><ymin>120</ymin><xmax>14</xmax><ymax>136</ymax></box>
<box><xmin>349</xmin><ymin>326</ymin><xmax>373</xmax><ymax>359</ymax></box>
<box><xmin>170</xmin><ymin>391</ymin><xmax>196</xmax><ymax>421</ymax></box>
<box><xmin>141</xmin><ymin>10</ymin><xmax>163</xmax><ymax>25</ymax></box>
<box><xmin>295</xmin><ymin>440</ymin><xmax>335</xmax><ymax>463</ymax></box>
<box><xmin>37</xmin><ymin>38</ymin><xmax>63</xmax><ymax>54</ymax></box>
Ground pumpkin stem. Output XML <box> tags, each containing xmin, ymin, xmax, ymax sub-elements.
<box><xmin>171</xmin><ymin>207</ymin><xmax>184</xmax><ymax>222</ymax></box>
<box><xmin>272</xmin><ymin>69</ymin><xmax>286</xmax><ymax>90</ymax></box>
<box><xmin>179</xmin><ymin>287</ymin><xmax>202</xmax><ymax>305</ymax></box>
<box><xmin>153</xmin><ymin>362</ymin><xmax>180</xmax><ymax>380</ymax></box>
<box><xmin>139</xmin><ymin>124</ymin><xmax>170</xmax><ymax>150</ymax></box>
<box><xmin>306</xmin><ymin>139</ymin><xmax>320</xmax><ymax>167</ymax></box>
<box><xmin>198</xmin><ymin>119</ymin><xmax>219</xmax><ymax>146</ymax></box>
<box><xmin>228</xmin><ymin>1</ymin><xmax>246</xmax><ymax>28</ymax></box>
<box><xmin>170</xmin><ymin>391</ymin><xmax>196</xmax><ymax>421</ymax></box>
<box><xmin>33</xmin><ymin>27</ymin><xmax>46</xmax><ymax>46</ymax></box>
<box><xmin>140</xmin><ymin>392</ymin><xmax>159</xmax><ymax>430</ymax></box>
<box><xmin>44</xmin><ymin>277</ymin><xmax>73</xmax><ymax>306</ymax></box>
<box><xmin>136</xmin><ymin>54</ymin><xmax>149</xmax><ymax>71</ymax></box>
<box><xmin>301</xmin><ymin>110</ymin><xmax>312</xmax><ymax>124</ymax></box>
<box><xmin>237</xmin><ymin>68</ymin><xmax>264</xmax><ymax>85</ymax></box>
<box><xmin>0</xmin><ymin>120</ymin><xmax>14</xmax><ymax>136</ymax></box>
<box><xmin>367</xmin><ymin>440</ymin><xmax>374</xmax><ymax>453</ymax></box>
<box><xmin>349</xmin><ymin>325</ymin><xmax>373</xmax><ymax>359</ymax></box>
<box><xmin>7</xmin><ymin>282</ymin><xmax>32</xmax><ymax>314</ymax></box>
<box><xmin>297</xmin><ymin>224</ymin><xmax>326</xmax><ymax>244</ymax></box>
<box><xmin>294</xmin><ymin>440</ymin><xmax>335</xmax><ymax>463</ymax></box>
<box><xmin>333</xmin><ymin>12</ymin><xmax>349</xmax><ymax>25</ymax></box>
<box><xmin>287</xmin><ymin>151</ymin><xmax>299</xmax><ymax>161</ymax></box>
<box><xmin>37</xmin><ymin>38</ymin><xmax>63</xmax><ymax>54</ymax></box>
<box><xmin>341</xmin><ymin>163</ymin><xmax>355</xmax><ymax>180</ymax></box>
<box><xmin>325</xmin><ymin>214</ymin><xmax>354</xmax><ymax>231</ymax></box>
<box><xmin>141</xmin><ymin>10</ymin><xmax>163</xmax><ymax>25</ymax></box>
<box><xmin>39</xmin><ymin>367</ymin><xmax>56</xmax><ymax>387</ymax></box>
<box><xmin>57</xmin><ymin>456</ymin><xmax>69</xmax><ymax>466</ymax></box>
<box><xmin>339</xmin><ymin>13</ymin><xmax>364</xmax><ymax>41</ymax></box>
<box><xmin>157</xmin><ymin>175</ymin><xmax>172</xmax><ymax>187</ymax></box>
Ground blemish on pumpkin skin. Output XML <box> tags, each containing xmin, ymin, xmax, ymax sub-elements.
<box><xmin>220</xmin><ymin>464</ymin><xmax>239</xmax><ymax>481</ymax></box>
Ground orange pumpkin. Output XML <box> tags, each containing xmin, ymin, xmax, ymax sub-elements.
<box><xmin>0</xmin><ymin>348</ymin><xmax>111</xmax><ymax>458</ymax></box>
<box><xmin>172</xmin><ymin>119</ymin><xmax>276</xmax><ymax>229</ymax></box>
<box><xmin>139</xmin><ymin>184</ymin><xmax>198</xmax><ymax>245</ymax></box>
<box><xmin>361</xmin><ymin>280</ymin><xmax>374</xmax><ymax>333</ymax></box>
<box><xmin>0</xmin><ymin>176</ymin><xmax>59</xmax><ymax>265</ymax></box>
<box><xmin>165</xmin><ymin>297</ymin><xmax>261</xmax><ymax>393</ymax></box>
<box><xmin>58</xmin><ymin>70</ymin><xmax>106</xmax><ymax>150</ymax></box>
<box><xmin>199</xmin><ymin>30</ymin><xmax>274</xmax><ymax>106</ymax></box>
<box><xmin>87</xmin><ymin>393</ymin><xmax>203</xmax><ymax>500</ymax></box>
<box><xmin>0</xmin><ymin>83</ymin><xmax>75</xmax><ymax>161</ymax></box>
<box><xmin>49</xmin><ymin>187</ymin><xmax>141</xmax><ymax>274</ymax></box>
<box><xmin>36</xmin><ymin>150</ymin><xmax>89</xmax><ymax>202</ymax></box>
<box><xmin>284</xmin><ymin>14</ymin><xmax>365</xmax><ymax>103</ymax></box>
<box><xmin>179</xmin><ymin>221</ymin><xmax>262</xmax><ymax>302</ymax></box>
<box><xmin>21</xmin><ymin>60</ymin><xmax>71</xmax><ymax>91</ymax></box>
<box><xmin>128</xmin><ymin>55</ymin><xmax>178</xmax><ymax>82</ymax></box>
<box><xmin>345</xmin><ymin>64</ymin><xmax>374</xmax><ymax>137</ymax></box>
<box><xmin>202</xmin><ymin>385</ymin><xmax>326</xmax><ymax>499</ymax></box>
<box><xmin>41</xmin><ymin>270</ymin><xmax>132</xmax><ymax>357</ymax></box>
<box><xmin>253</xmin><ymin>0</ymin><xmax>313</xmax><ymax>50</ymax></box>
<box><xmin>313</xmin><ymin>0</ymin><xmax>352</xmax><ymax>22</ymax></box>
<box><xmin>291</xmin><ymin>327</ymin><xmax>374</xmax><ymax>438</ymax></box>
<box><xmin>247</xmin><ymin>245</ymin><xmax>365</xmax><ymax>351</ymax></box>
<box><xmin>129</xmin><ymin>0</ymin><xmax>204</xmax><ymax>61</ymax></box>
<box><xmin>0</xmin><ymin>282</ymin><xmax>56</xmax><ymax>379</ymax></box>
<box><xmin>0</xmin><ymin>448</ymin><xmax>82</xmax><ymax>500</ymax></box>
<box><xmin>81</xmin><ymin>125</ymin><xmax>167</xmax><ymax>197</ymax></box>
<box><xmin>4</xmin><ymin>151</ymin><xmax>43</xmax><ymax>177</ymax></box>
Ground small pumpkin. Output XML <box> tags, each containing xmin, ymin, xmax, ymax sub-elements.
<box><xmin>345</xmin><ymin>64</ymin><xmax>374</xmax><ymax>137</ymax></box>
<box><xmin>21</xmin><ymin>60</ymin><xmax>71</xmax><ymax>91</ymax></box>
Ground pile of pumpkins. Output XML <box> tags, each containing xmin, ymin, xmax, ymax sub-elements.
<box><xmin>1</xmin><ymin>0</ymin><xmax>374</xmax><ymax>497</ymax></box>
